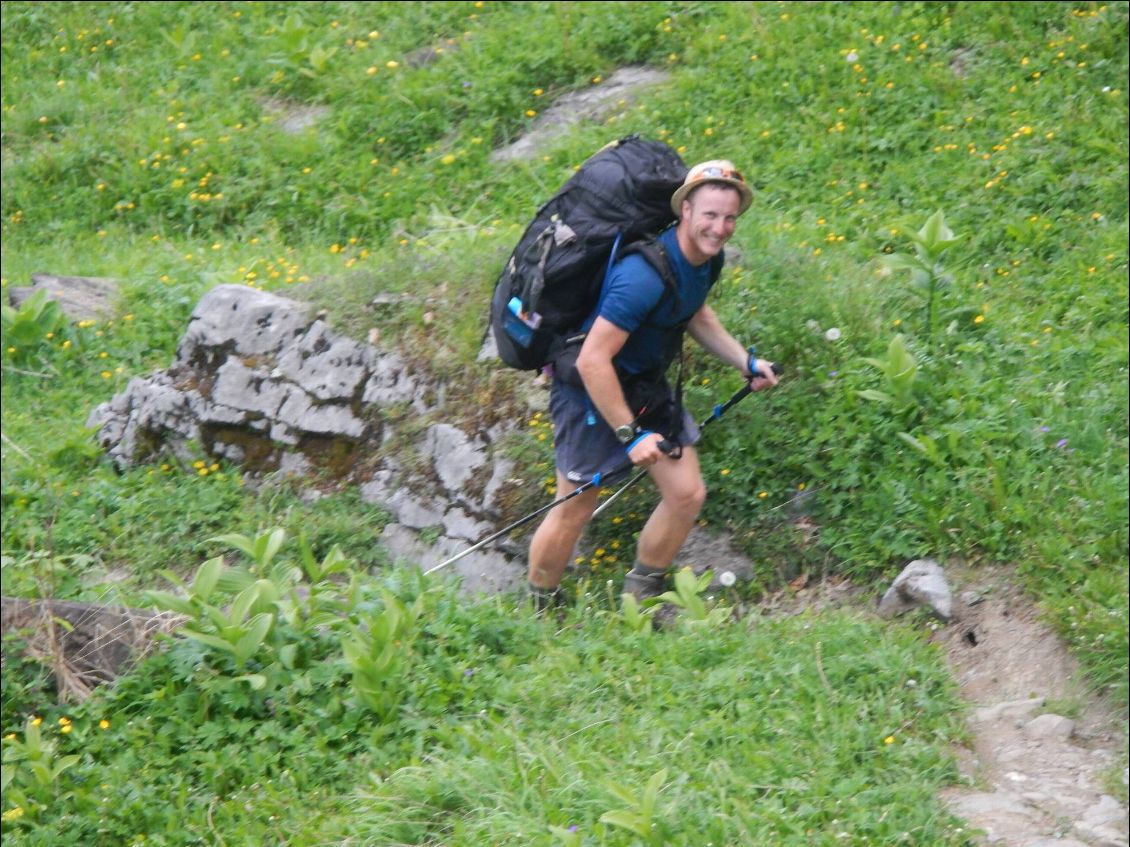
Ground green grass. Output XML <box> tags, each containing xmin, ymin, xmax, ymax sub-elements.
<box><xmin>2</xmin><ymin>1</ymin><xmax>1127</xmax><ymax>842</ymax></box>
<box><xmin>3</xmin><ymin>566</ymin><xmax>971</xmax><ymax>847</ymax></box>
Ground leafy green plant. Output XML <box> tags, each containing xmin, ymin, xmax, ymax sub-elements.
<box><xmin>211</xmin><ymin>527</ymin><xmax>288</xmax><ymax>572</ymax></box>
<box><xmin>600</xmin><ymin>768</ymin><xmax>669</xmax><ymax>845</ymax></box>
<box><xmin>146</xmin><ymin>555</ymin><xmax>273</xmax><ymax>677</ymax></box>
<box><xmin>859</xmin><ymin>334</ymin><xmax>921</xmax><ymax>409</ymax></box>
<box><xmin>1</xmin><ymin>718</ymin><xmax>81</xmax><ymax>822</ymax></box>
<box><xmin>618</xmin><ymin>592</ymin><xmax>655</xmax><ymax>633</ymax></box>
<box><xmin>548</xmin><ymin>822</ymin><xmax>584</xmax><ymax>846</ymax></box>
<box><xmin>653</xmin><ymin>567</ymin><xmax>731</xmax><ymax>626</ymax></box>
<box><xmin>881</xmin><ymin>210</ymin><xmax>961</xmax><ymax>343</ymax></box>
<box><xmin>341</xmin><ymin>586</ymin><xmax>425</xmax><ymax>721</ymax></box>
<box><xmin>144</xmin><ymin>529</ymin><xmax>358</xmax><ymax>690</ymax></box>
<box><xmin>0</xmin><ymin>289</ymin><xmax>66</xmax><ymax>365</ymax></box>
<box><xmin>0</xmin><ymin>636</ymin><xmax>56</xmax><ymax>731</ymax></box>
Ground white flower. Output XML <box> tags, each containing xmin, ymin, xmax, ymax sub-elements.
<box><xmin>719</xmin><ymin>571</ymin><xmax>736</xmax><ymax>587</ymax></box>
<box><xmin>845</xmin><ymin>51</ymin><xmax>859</xmax><ymax>62</ymax></box>
<box><xmin>825</xmin><ymin>327</ymin><xmax>842</xmax><ymax>341</ymax></box>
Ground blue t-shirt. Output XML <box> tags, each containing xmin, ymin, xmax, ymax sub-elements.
<box><xmin>583</xmin><ymin>227</ymin><xmax>719</xmax><ymax>375</ymax></box>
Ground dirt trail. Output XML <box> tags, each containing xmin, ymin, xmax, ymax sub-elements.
<box><xmin>934</xmin><ymin>566</ymin><xmax>1127</xmax><ymax>847</ymax></box>
<box><xmin>759</xmin><ymin>565</ymin><xmax>1127</xmax><ymax>846</ymax></box>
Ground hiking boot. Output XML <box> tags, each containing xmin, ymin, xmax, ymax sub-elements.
<box><xmin>651</xmin><ymin>603</ymin><xmax>679</xmax><ymax>629</ymax></box>
<box><xmin>622</xmin><ymin>567</ymin><xmax>669</xmax><ymax>602</ymax></box>
<box><xmin>529</xmin><ymin>585</ymin><xmax>566</xmax><ymax>614</ymax></box>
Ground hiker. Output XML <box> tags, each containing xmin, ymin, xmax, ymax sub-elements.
<box><xmin>527</xmin><ymin>160</ymin><xmax>779</xmax><ymax>609</ymax></box>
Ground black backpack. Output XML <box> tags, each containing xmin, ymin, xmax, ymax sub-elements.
<box><xmin>490</xmin><ymin>135</ymin><xmax>693</xmax><ymax>372</ymax></box>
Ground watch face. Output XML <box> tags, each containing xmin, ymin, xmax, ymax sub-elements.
<box><xmin>616</xmin><ymin>425</ymin><xmax>635</xmax><ymax>444</ymax></box>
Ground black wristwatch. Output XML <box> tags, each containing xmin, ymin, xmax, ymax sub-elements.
<box><xmin>614</xmin><ymin>424</ymin><xmax>637</xmax><ymax>445</ymax></box>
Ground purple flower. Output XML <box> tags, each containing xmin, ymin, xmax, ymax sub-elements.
<box><xmin>464</xmin><ymin>668</ymin><xmax>475</xmax><ymax>678</ymax></box>
<box><xmin>1040</xmin><ymin>426</ymin><xmax>1050</xmax><ymax>432</ymax></box>
<box><xmin>1055</xmin><ymin>438</ymin><xmax>1069</xmax><ymax>449</ymax></box>
<box><xmin>568</xmin><ymin>825</ymin><xmax>578</xmax><ymax>832</ymax></box>
<box><xmin>829</xmin><ymin>371</ymin><xmax>838</xmax><ymax>377</ymax></box>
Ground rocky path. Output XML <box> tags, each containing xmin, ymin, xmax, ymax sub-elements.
<box><xmin>766</xmin><ymin>564</ymin><xmax>1127</xmax><ymax>846</ymax></box>
<box><xmin>935</xmin><ymin>567</ymin><xmax>1127</xmax><ymax>846</ymax></box>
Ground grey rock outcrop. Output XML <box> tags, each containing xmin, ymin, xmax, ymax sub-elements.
<box><xmin>8</xmin><ymin>272</ymin><xmax>119</xmax><ymax>321</ymax></box>
<box><xmin>490</xmin><ymin>67</ymin><xmax>669</xmax><ymax>164</ymax></box>
<box><xmin>86</xmin><ymin>284</ymin><xmax>526</xmax><ymax>596</ymax></box>
<box><xmin>87</xmin><ymin>284</ymin><xmax>424</xmax><ymax>469</ymax></box>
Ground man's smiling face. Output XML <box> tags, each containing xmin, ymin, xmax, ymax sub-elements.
<box><xmin>678</xmin><ymin>184</ymin><xmax>741</xmax><ymax>266</ymax></box>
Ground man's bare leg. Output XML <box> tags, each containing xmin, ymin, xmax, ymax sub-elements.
<box><xmin>636</xmin><ymin>446</ymin><xmax>706</xmax><ymax>567</ymax></box>
<box><xmin>623</xmin><ymin>447</ymin><xmax>706</xmax><ymax>600</ymax></box>
<box><xmin>527</xmin><ymin>469</ymin><xmax>601</xmax><ymax>590</ymax></box>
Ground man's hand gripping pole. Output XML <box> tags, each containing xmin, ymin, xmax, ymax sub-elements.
<box><xmin>592</xmin><ymin>362</ymin><xmax>783</xmax><ymax>519</ymax></box>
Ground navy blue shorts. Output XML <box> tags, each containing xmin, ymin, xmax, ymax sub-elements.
<box><xmin>549</xmin><ymin>380</ymin><xmax>700</xmax><ymax>487</ymax></box>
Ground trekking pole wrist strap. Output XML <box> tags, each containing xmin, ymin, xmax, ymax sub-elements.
<box><xmin>625</xmin><ymin>430</ymin><xmax>656</xmax><ymax>453</ymax></box>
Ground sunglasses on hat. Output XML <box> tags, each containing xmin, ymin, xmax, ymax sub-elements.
<box><xmin>691</xmin><ymin>164</ymin><xmax>745</xmax><ymax>183</ymax></box>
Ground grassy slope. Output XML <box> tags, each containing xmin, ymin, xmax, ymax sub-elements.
<box><xmin>1</xmin><ymin>1</ymin><xmax>1126</xmax><ymax>843</ymax></box>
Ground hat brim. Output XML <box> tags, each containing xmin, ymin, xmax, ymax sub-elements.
<box><xmin>671</xmin><ymin>178</ymin><xmax>753</xmax><ymax>216</ymax></box>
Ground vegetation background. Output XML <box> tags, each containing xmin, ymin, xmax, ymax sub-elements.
<box><xmin>1</xmin><ymin>2</ymin><xmax>1126</xmax><ymax>845</ymax></box>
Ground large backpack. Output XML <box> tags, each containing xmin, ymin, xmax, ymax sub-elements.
<box><xmin>490</xmin><ymin>135</ymin><xmax>691</xmax><ymax>372</ymax></box>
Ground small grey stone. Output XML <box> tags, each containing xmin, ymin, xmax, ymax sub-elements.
<box><xmin>1023</xmin><ymin>713</ymin><xmax>1075</xmax><ymax>741</ymax></box>
<box><xmin>973</xmin><ymin>697</ymin><xmax>1046</xmax><ymax>724</ymax></box>
<box><xmin>878</xmin><ymin>559</ymin><xmax>953</xmax><ymax>621</ymax></box>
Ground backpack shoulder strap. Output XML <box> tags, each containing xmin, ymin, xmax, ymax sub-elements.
<box><xmin>708</xmin><ymin>251</ymin><xmax>724</xmax><ymax>284</ymax></box>
<box><xmin>620</xmin><ymin>238</ymin><xmax>724</xmax><ymax>299</ymax></box>
<box><xmin>618</xmin><ymin>238</ymin><xmax>680</xmax><ymax>315</ymax></box>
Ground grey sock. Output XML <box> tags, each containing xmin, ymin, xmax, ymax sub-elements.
<box><xmin>627</xmin><ymin>562</ymin><xmax>667</xmax><ymax>580</ymax></box>
<box><xmin>623</xmin><ymin>562</ymin><xmax>669</xmax><ymax>601</ymax></box>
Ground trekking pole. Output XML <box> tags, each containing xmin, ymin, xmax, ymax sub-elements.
<box><xmin>425</xmin><ymin>365</ymin><xmax>779</xmax><ymax>575</ymax></box>
<box><xmin>423</xmin><ymin>461</ymin><xmax>636</xmax><ymax>575</ymax></box>
<box><xmin>592</xmin><ymin>362</ymin><xmax>783</xmax><ymax>519</ymax></box>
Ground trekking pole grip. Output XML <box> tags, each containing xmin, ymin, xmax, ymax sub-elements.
<box><xmin>712</xmin><ymin>362</ymin><xmax>783</xmax><ymax>419</ymax></box>
<box><xmin>751</xmin><ymin>361</ymin><xmax>785</xmax><ymax>382</ymax></box>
